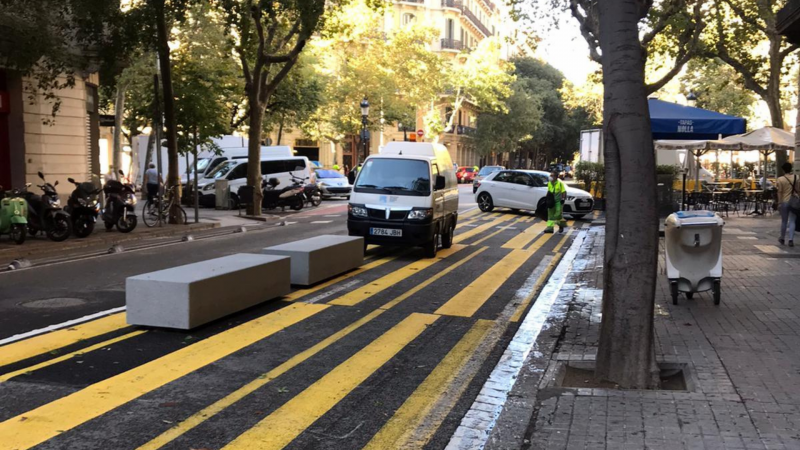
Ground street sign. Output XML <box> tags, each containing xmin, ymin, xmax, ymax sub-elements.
<box><xmin>416</xmin><ymin>129</ymin><xmax>424</xmax><ymax>137</ymax></box>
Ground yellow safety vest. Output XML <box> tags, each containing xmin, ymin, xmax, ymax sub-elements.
<box><xmin>548</xmin><ymin>180</ymin><xmax>565</xmax><ymax>197</ymax></box>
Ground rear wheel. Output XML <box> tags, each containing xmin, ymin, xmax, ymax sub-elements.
<box><xmin>46</xmin><ymin>215</ymin><xmax>72</xmax><ymax>242</ymax></box>
<box><xmin>73</xmin><ymin>217</ymin><xmax>94</xmax><ymax>238</ymax></box>
<box><xmin>117</xmin><ymin>214</ymin><xmax>137</xmax><ymax>233</ymax></box>
<box><xmin>290</xmin><ymin>197</ymin><xmax>303</xmax><ymax>211</ymax></box>
<box><xmin>424</xmin><ymin>229</ymin><xmax>439</xmax><ymax>258</ymax></box>
<box><xmin>10</xmin><ymin>224</ymin><xmax>25</xmax><ymax>244</ymax></box>
<box><xmin>478</xmin><ymin>192</ymin><xmax>494</xmax><ymax>212</ymax></box>
<box><xmin>310</xmin><ymin>191</ymin><xmax>322</xmax><ymax>207</ymax></box>
<box><xmin>441</xmin><ymin>220</ymin><xmax>454</xmax><ymax>249</ymax></box>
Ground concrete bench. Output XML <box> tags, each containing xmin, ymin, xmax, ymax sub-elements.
<box><xmin>262</xmin><ymin>235</ymin><xmax>364</xmax><ymax>286</ymax></box>
<box><xmin>126</xmin><ymin>253</ymin><xmax>290</xmax><ymax>330</ymax></box>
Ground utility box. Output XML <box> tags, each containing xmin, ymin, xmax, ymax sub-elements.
<box><xmin>215</xmin><ymin>179</ymin><xmax>230</xmax><ymax>210</ymax></box>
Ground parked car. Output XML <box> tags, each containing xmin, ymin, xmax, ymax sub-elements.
<box><xmin>472</xmin><ymin>165</ymin><xmax>505</xmax><ymax>193</ymax></box>
<box><xmin>456</xmin><ymin>166</ymin><xmax>477</xmax><ymax>184</ymax></box>
<box><xmin>315</xmin><ymin>169</ymin><xmax>351</xmax><ymax>199</ymax></box>
<box><xmin>474</xmin><ymin>170</ymin><xmax>594</xmax><ymax>219</ymax></box>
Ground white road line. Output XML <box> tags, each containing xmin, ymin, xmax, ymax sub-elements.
<box><xmin>323</xmin><ymin>215</ymin><xmax>341</xmax><ymax>217</ymax></box>
<box><xmin>445</xmin><ymin>229</ymin><xmax>587</xmax><ymax>450</ymax></box>
<box><xmin>0</xmin><ymin>306</ymin><xmax>127</xmax><ymax>346</ymax></box>
<box><xmin>310</xmin><ymin>221</ymin><xmax>333</xmax><ymax>224</ymax></box>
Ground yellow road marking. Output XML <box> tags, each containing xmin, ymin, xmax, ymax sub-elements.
<box><xmin>435</xmin><ymin>249</ymin><xmax>536</xmax><ymax>317</ymax></box>
<box><xmin>0</xmin><ymin>330</ymin><xmax>146</xmax><ymax>383</ymax></box>
<box><xmin>329</xmin><ymin>245</ymin><xmax>465</xmax><ymax>307</ymax></box>
<box><xmin>470</xmin><ymin>217</ymin><xmax>528</xmax><ymax>246</ymax></box>
<box><xmin>222</xmin><ymin>313</ymin><xmax>439</xmax><ymax>450</ymax></box>
<box><xmin>525</xmin><ymin>232</ymin><xmax>555</xmax><ymax>252</ymax></box>
<box><xmin>454</xmin><ymin>215</ymin><xmax>514</xmax><ymax>244</ymax></box>
<box><xmin>364</xmin><ymin>319</ymin><xmax>493</xmax><ymax>450</ymax></box>
<box><xmin>284</xmin><ymin>253</ymin><xmax>401</xmax><ymax>301</ymax></box>
<box><xmin>137</xmin><ymin>308</ymin><xmax>386</xmax><ymax>450</ymax></box>
<box><xmin>0</xmin><ymin>313</ymin><xmax>130</xmax><ymax>369</ymax></box>
<box><xmin>380</xmin><ymin>247</ymin><xmax>488</xmax><ymax>310</ymax></box>
<box><xmin>552</xmin><ymin>228</ymin><xmax>574</xmax><ymax>253</ymax></box>
<box><xmin>502</xmin><ymin>221</ymin><xmax>547</xmax><ymax>249</ymax></box>
<box><xmin>459</xmin><ymin>208</ymin><xmax>481</xmax><ymax>219</ymax></box>
<box><xmin>0</xmin><ymin>303</ymin><xmax>326</xmax><ymax>450</ymax></box>
<box><xmin>510</xmin><ymin>252</ymin><xmax>565</xmax><ymax>322</ymax></box>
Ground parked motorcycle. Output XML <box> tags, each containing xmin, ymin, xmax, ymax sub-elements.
<box><xmin>65</xmin><ymin>178</ymin><xmax>101</xmax><ymax>238</ymax></box>
<box><xmin>102</xmin><ymin>170</ymin><xmax>137</xmax><ymax>233</ymax></box>
<box><xmin>302</xmin><ymin>175</ymin><xmax>322</xmax><ymax>207</ymax></box>
<box><xmin>262</xmin><ymin>176</ymin><xmax>304</xmax><ymax>211</ymax></box>
<box><xmin>23</xmin><ymin>172</ymin><xmax>72</xmax><ymax>242</ymax></box>
<box><xmin>0</xmin><ymin>185</ymin><xmax>28</xmax><ymax>245</ymax></box>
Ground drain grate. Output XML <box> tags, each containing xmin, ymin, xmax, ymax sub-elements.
<box><xmin>20</xmin><ymin>297</ymin><xmax>87</xmax><ymax>309</ymax></box>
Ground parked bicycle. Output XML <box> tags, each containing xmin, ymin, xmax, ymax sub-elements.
<box><xmin>142</xmin><ymin>184</ymin><xmax>187</xmax><ymax>227</ymax></box>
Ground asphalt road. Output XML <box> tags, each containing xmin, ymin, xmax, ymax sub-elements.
<box><xmin>0</xmin><ymin>186</ymin><xmax>587</xmax><ymax>450</ymax></box>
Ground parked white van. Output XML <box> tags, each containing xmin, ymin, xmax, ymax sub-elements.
<box><xmin>197</xmin><ymin>155</ymin><xmax>310</xmax><ymax>207</ymax></box>
<box><xmin>183</xmin><ymin>146</ymin><xmax>294</xmax><ymax>185</ymax></box>
<box><xmin>347</xmin><ymin>142</ymin><xmax>459</xmax><ymax>257</ymax></box>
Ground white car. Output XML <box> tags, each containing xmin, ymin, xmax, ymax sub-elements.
<box><xmin>315</xmin><ymin>169</ymin><xmax>351</xmax><ymax>199</ymax></box>
<box><xmin>474</xmin><ymin>170</ymin><xmax>594</xmax><ymax>219</ymax></box>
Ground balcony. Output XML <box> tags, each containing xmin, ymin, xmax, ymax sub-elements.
<box><xmin>441</xmin><ymin>0</ymin><xmax>462</xmax><ymax>8</ymax></box>
<box><xmin>441</xmin><ymin>38</ymin><xmax>464</xmax><ymax>51</ymax></box>
<box><xmin>457</xmin><ymin>125</ymin><xmax>477</xmax><ymax>136</ymax></box>
<box><xmin>461</xmin><ymin>6</ymin><xmax>492</xmax><ymax>37</ymax></box>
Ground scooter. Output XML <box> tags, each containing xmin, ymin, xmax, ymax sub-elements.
<box><xmin>23</xmin><ymin>172</ymin><xmax>72</xmax><ymax>242</ymax></box>
<box><xmin>262</xmin><ymin>176</ymin><xmax>304</xmax><ymax>211</ymax></box>
<box><xmin>301</xmin><ymin>175</ymin><xmax>322</xmax><ymax>207</ymax></box>
<box><xmin>102</xmin><ymin>170</ymin><xmax>137</xmax><ymax>233</ymax></box>
<box><xmin>65</xmin><ymin>178</ymin><xmax>101</xmax><ymax>238</ymax></box>
<box><xmin>0</xmin><ymin>185</ymin><xmax>28</xmax><ymax>245</ymax></box>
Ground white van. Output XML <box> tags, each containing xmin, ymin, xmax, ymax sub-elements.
<box><xmin>347</xmin><ymin>142</ymin><xmax>459</xmax><ymax>257</ymax></box>
<box><xmin>197</xmin><ymin>155</ymin><xmax>310</xmax><ymax>207</ymax></box>
<box><xmin>182</xmin><ymin>146</ymin><xmax>294</xmax><ymax>185</ymax></box>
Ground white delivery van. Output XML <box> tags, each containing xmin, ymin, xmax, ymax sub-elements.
<box><xmin>197</xmin><ymin>155</ymin><xmax>310</xmax><ymax>207</ymax></box>
<box><xmin>347</xmin><ymin>142</ymin><xmax>459</xmax><ymax>257</ymax></box>
<box><xmin>182</xmin><ymin>146</ymin><xmax>294</xmax><ymax>185</ymax></box>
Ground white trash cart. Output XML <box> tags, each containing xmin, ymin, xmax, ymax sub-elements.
<box><xmin>664</xmin><ymin>211</ymin><xmax>724</xmax><ymax>305</ymax></box>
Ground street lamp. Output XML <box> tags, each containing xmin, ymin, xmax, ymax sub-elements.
<box><xmin>677</xmin><ymin>148</ymin><xmax>688</xmax><ymax>210</ymax></box>
<box><xmin>686</xmin><ymin>91</ymin><xmax>698</xmax><ymax>108</ymax></box>
<box><xmin>360</xmin><ymin>97</ymin><xmax>370</xmax><ymax>162</ymax></box>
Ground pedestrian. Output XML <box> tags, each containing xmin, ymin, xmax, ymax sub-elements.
<box><xmin>348</xmin><ymin>165</ymin><xmax>357</xmax><ymax>185</ymax></box>
<box><xmin>144</xmin><ymin>163</ymin><xmax>162</xmax><ymax>204</ymax></box>
<box><xmin>544</xmin><ymin>171</ymin><xmax>567</xmax><ymax>234</ymax></box>
<box><xmin>776</xmin><ymin>162</ymin><xmax>799</xmax><ymax>247</ymax></box>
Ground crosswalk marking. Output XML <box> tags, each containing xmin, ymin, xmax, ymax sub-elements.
<box><xmin>470</xmin><ymin>217</ymin><xmax>529</xmax><ymax>246</ymax></box>
<box><xmin>502</xmin><ymin>221</ymin><xmax>547</xmax><ymax>249</ymax></box>
<box><xmin>459</xmin><ymin>208</ymin><xmax>481</xmax><ymax>219</ymax></box>
<box><xmin>284</xmin><ymin>253</ymin><xmax>402</xmax><ymax>301</ymax></box>
<box><xmin>364</xmin><ymin>319</ymin><xmax>493</xmax><ymax>450</ymax></box>
<box><xmin>510</xmin><ymin>252</ymin><xmax>564</xmax><ymax>322</ymax></box>
<box><xmin>0</xmin><ymin>313</ymin><xmax>130</xmax><ymax>369</ymax></box>
<box><xmin>329</xmin><ymin>245</ymin><xmax>466</xmax><ymax>307</ymax></box>
<box><xmin>222</xmin><ymin>313</ymin><xmax>439</xmax><ymax>450</ymax></box>
<box><xmin>0</xmin><ymin>330</ymin><xmax>146</xmax><ymax>383</ymax></box>
<box><xmin>525</xmin><ymin>232</ymin><xmax>555</xmax><ymax>252</ymax></box>
<box><xmin>435</xmin><ymin>249</ymin><xmax>536</xmax><ymax>317</ymax></box>
<box><xmin>0</xmin><ymin>303</ymin><xmax>326</xmax><ymax>450</ymax></box>
<box><xmin>454</xmin><ymin>215</ymin><xmax>514</xmax><ymax>244</ymax></box>
<box><xmin>136</xmin><ymin>308</ymin><xmax>387</xmax><ymax>450</ymax></box>
<box><xmin>552</xmin><ymin>228</ymin><xmax>575</xmax><ymax>253</ymax></box>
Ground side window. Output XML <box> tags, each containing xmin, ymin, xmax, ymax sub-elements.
<box><xmin>531</xmin><ymin>174</ymin><xmax>548</xmax><ymax>187</ymax></box>
<box><xmin>493</xmin><ymin>171</ymin><xmax>513</xmax><ymax>183</ymax></box>
<box><xmin>512</xmin><ymin>173</ymin><xmax>532</xmax><ymax>186</ymax></box>
<box><xmin>284</xmin><ymin>159</ymin><xmax>306</xmax><ymax>172</ymax></box>
<box><xmin>262</xmin><ymin>160</ymin><xmax>283</xmax><ymax>175</ymax></box>
<box><xmin>432</xmin><ymin>164</ymin><xmax>441</xmax><ymax>190</ymax></box>
<box><xmin>228</xmin><ymin>163</ymin><xmax>247</xmax><ymax>180</ymax></box>
<box><xmin>208</xmin><ymin>157</ymin><xmax>227</xmax><ymax>173</ymax></box>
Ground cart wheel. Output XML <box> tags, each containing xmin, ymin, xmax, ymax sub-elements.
<box><xmin>685</xmin><ymin>292</ymin><xmax>694</xmax><ymax>300</ymax></box>
<box><xmin>670</xmin><ymin>282</ymin><xmax>679</xmax><ymax>305</ymax></box>
<box><xmin>713</xmin><ymin>280</ymin><xmax>721</xmax><ymax>305</ymax></box>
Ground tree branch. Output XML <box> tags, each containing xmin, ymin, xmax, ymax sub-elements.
<box><xmin>721</xmin><ymin>0</ymin><xmax>767</xmax><ymax>33</ymax></box>
<box><xmin>779</xmin><ymin>43</ymin><xmax>800</xmax><ymax>61</ymax></box>
<box><xmin>709</xmin><ymin>9</ymin><xmax>768</xmax><ymax>98</ymax></box>
<box><xmin>569</xmin><ymin>0</ymin><xmax>602</xmax><ymax>63</ymax></box>
<box><xmin>645</xmin><ymin>0</ymin><xmax>704</xmax><ymax>93</ymax></box>
<box><xmin>641</xmin><ymin>0</ymin><xmax>684</xmax><ymax>48</ymax></box>
<box><xmin>265</xmin><ymin>40</ymin><xmax>307</xmax><ymax>93</ymax></box>
<box><xmin>276</xmin><ymin>18</ymin><xmax>302</xmax><ymax>51</ymax></box>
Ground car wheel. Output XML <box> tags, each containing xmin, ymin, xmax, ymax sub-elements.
<box><xmin>424</xmin><ymin>229</ymin><xmax>439</xmax><ymax>258</ymax></box>
<box><xmin>478</xmin><ymin>192</ymin><xmax>494</xmax><ymax>212</ymax></box>
<box><xmin>441</xmin><ymin>220</ymin><xmax>454</xmax><ymax>249</ymax></box>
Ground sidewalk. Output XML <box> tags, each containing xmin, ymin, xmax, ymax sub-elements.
<box><xmin>484</xmin><ymin>214</ymin><xmax>800</xmax><ymax>450</ymax></box>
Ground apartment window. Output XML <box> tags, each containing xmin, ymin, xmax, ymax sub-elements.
<box><xmin>446</xmin><ymin>18</ymin><xmax>454</xmax><ymax>40</ymax></box>
<box><xmin>402</xmin><ymin>13</ymin><xmax>416</xmax><ymax>26</ymax></box>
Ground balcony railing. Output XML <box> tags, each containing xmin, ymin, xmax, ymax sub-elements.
<box><xmin>461</xmin><ymin>7</ymin><xmax>492</xmax><ymax>37</ymax></box>
<box><xmin>440</xmin><ymin>38</ymin><xmax>464</xmax><ymax>51</ymax></box>
<box><xmin>397</xmin><ymin>0</ymin><xmax>425</xmax><ymax>3</ymax></box>
<box><xmin>441</xmin><ymin>0</ymin><xmax>462</xmax><ymax>8</ymax></box>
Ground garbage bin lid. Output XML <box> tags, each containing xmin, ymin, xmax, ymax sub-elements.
<box><xmin>675</xmin><ymin>211</ymin><xmax>715</xmax><ymax>219</ymax></box>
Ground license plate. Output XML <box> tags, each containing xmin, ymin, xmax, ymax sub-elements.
<box><xmin>370</xmin><ymin>227</ymin><xmax>402</xmax><ymax>237</ymax></box>
<box><xmin>576</xmin><ymin>200</ymin><xmax>591</xmax><ymax>208</ymax></box>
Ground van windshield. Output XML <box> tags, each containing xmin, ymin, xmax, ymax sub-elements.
<box><xmin>207</xmin><ymin>161</ymin><xmax>236</xmax><ymax>179</ymax></box>
<box><xmin>355</xmin><ymin>158</ymin><xmax>430</xmax><ymax>196</ymax></box>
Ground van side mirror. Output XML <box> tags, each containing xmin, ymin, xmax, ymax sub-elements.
<box><xmin>435</xmin><ymin>175</ymin><xmax>446</xmax><ymax>191</ymax></box>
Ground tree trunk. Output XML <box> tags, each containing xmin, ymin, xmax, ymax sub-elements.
<box><xmin>246</xmin><ymin>100</ymin><xmax>265</xmax><ymax>215</ymax></box>
<box><xmin>594</xmin><ymin>0</ymin><xmax>661</xmax><ymax>389</ymax></box>
<box><xmin>277</xmin><ymin>117</ymin><xmax>284</xmax><ymax>145</ymax></box>
<box><xmin>153</xmin><ymin>0</ymin><xmax>183</xmax><ymax>224</ymax></box>
<box><xmin>112</xmin><ymin>83</ymin><xmax>126</xmax><ymax>177</ymax></box>
<box><xmin>766</xmin><ymin>89</ymin><xmax>788</xmax><ymax>175</ymax></box>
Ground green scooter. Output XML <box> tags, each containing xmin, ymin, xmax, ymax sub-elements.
<box><xmin>0</xmin><ymin>184</ymin><xmax>29</xmax><ymax>245</ymax></box>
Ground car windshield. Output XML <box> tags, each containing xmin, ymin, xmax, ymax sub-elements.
<box><xmin>355</xmin><ymin>158</ymin><xmax>430</xmax><ymax>196</ymax></box>
<box><xmin>207</xmin><ymin>161</ymin><xmax>236</xmax><ymax>179</ymax></box>
<box><xmin>479</xmin><ymin>166</ymin><xmax>502</xmax><ymax>176</ymax></box>
<box><xmin>316</xmin><ymin>170</ymin><xmax>344</xmax><ymax>179</ymax></box>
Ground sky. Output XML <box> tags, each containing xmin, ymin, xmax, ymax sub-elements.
<box><xmin>533</xmin><ymin>12</ymin><xmax>599</xmax><ymax>85</ymax></box>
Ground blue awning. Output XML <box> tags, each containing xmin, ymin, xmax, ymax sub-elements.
<box><xmin>649</xmin><ymin>98</ymin><xmax>746</xmax><ymax>140</ymax></box>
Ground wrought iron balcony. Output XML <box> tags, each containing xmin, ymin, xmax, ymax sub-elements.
<box><xmin>441</xmin><ymin>0</ymin><xmax>462</xmax><ymax>8</ymax></box>
<box><xmin>461</xmin><ymin>6</ymin><xmax>492</xmax><ymax>36</ymax></box>
<box><xmin>441</xmin><ymin>38</ymin><xmax>464</xmax><ymax>51</ymax></box>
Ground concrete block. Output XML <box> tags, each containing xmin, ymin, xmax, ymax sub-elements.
<box><xmin>262</xmin><ymin>235</ymin><xmax>364</xmax><ymax>286</ymax></box>
<box><xmin>126</xmin><ymin>253</ymin><xmax>290</xmax><ymax>330</ymax></box>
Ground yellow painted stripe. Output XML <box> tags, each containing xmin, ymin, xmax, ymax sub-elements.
<box><xmin>502</xmin><ymin>221</ymin><xmax>547</xmax><ymax>249</ymax></box>
<box><xmin>380</xmin><ymin>247</ymin><xmax>488</xmax><ymax>310</ymax></box>
<box><xmin>222</xmin><ymin>313</ymin><xmax>439</xmax><ymax>450</ymax></box>
<box><xmin>329</xmin><ymin>245</ymin><xmax>466</xmax><ymax>307</ymax></box>
<box><xmin>0</xmin><ymin>303</ymin><xmax>326</xmax><ymax>450</ymax></box>
<box><xmin>524</xmin><ymin>232</ymin><xmax>555</xmax><ymax>252</ymax></box>
<box><xmin>0</xmin><ymin>313</ymin><xmax>130</xmax><ymax>369</ymax></box>
<box><xmin>470</xmin><ymin>216</ymin><xmax>528</xmax><ymax>246</ymax></box>
<box><xmin>364</xmin><ymin>319</ymin><xmax>493</xmax><ymax>450</ymax></box>
<box><xmin>552</xmin><ymin>228</ymin><xmax>574</xmax><ymax>254</ymax></box>
<box><xmin>137</xmin><ymin>308</ymin><xmax>386</xmax><ymax>450</ymax></box>
<box><xmin>0</xmin><ymin>330</ymin><xmax>146</xmax><ymax>383</ymax></box>
<box><xmin>284</xmin><ymin>253</ymin><xmax>401</xmax><ymax>301</ymax></box>
<box><xmin>510</xmin><ymin>252</ymin><xmax>565</xmax><ymax>322</ymax></box>
<box><xmin>435</xmin><ymin>249</ymin><xmax>536</xmax><ymax>317</ymax></box>
<box><xmin>459</xmin><ymin>208</ymin><xmax>481</xmax><ymax>219</ymax></box>
<box><xmin>454</xmin><ymin>215</ymin><xmax>514</xmax><ymax>244</ymax></box>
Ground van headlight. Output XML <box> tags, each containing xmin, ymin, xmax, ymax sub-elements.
<box><xmin>407</xmin><ymin>208</ymin><xmax>433</xmax><ymax>220</ymax></box>
<box><xmin>349</xmin><ymin>204</ymin><xmax>368</xmax><ymax>218</ymax></box>
<box><xmin>202</xmin><ymin>183</ymin><xmax>215</xmax><ymax>192</ymax></box>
